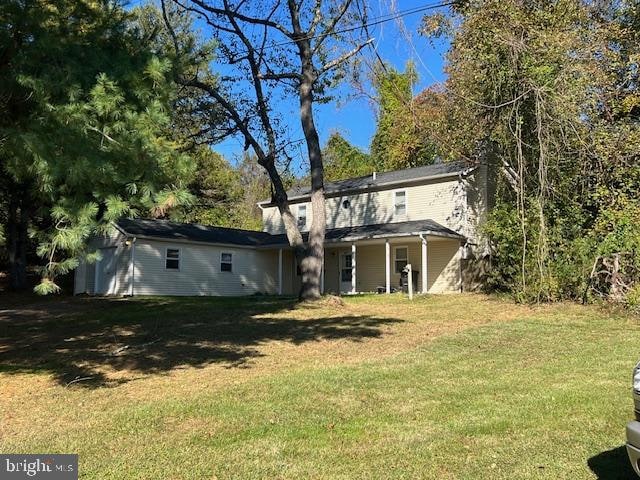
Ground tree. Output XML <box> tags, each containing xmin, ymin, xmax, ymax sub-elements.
<box><xmin>322</xmin><ymin>132</ymin><xmax>373</xmax><ymax>181</ymax></box>
<box><xmin>164</xmin><ymin>0</ymin><xmax>371</xmax><ymax>299</ymax></box>
<box><xmin>170</xmin><ymin>149</ymin><xmax>267</xmax><ymax>230</ymax></box>
<box><xmin>418</xmin><ymin>0</ymin><xmax>640</xmax><ymax>304</ymax></box>
<box><xmin>0</xmin><ymin>0</ymin><xmax>193</xmax><ymax>292</ymax></box>
<box><xmin>370</xmin><ymin>62</ymin><xmax>438</xmax><ymax>171</ymax></box>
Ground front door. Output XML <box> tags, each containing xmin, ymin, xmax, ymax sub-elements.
<box><xmin>96</xmin><ymin>247</ymin><xmax>117</xmax><ymax>295</ymax></box>
<box><xmin>340</xmin><ymin>252</ymin><xmax>353</xmax><ymax>293</ymax></box>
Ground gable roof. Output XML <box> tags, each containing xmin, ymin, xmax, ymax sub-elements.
<box><xmin>115</xmin><ymin>217</ymin><xmax>464</xmax><ymax>248</ymax></box>
<box><xmin>259</xmin><ymin>160</ymin><xmax>472</xmax><ymax>206</ymax></box>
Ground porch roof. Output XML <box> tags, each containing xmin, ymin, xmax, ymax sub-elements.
<box><xmin>262</xmin><ymin>219</ymin><xmax>465</xmax><ymax>247</ymax></box>
<box><xmin>114</xmin><ymin>218</ymin><xmax>464</xmax><ymax>249</ymax></box>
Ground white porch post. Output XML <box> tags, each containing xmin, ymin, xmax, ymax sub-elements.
<box><xmin>278</xmin><ymin>248</ymin><xmax>283</xmax><ymax>295</ymax></box>
<box><xmin>385</xmin><ymin>240</ymin><xmax>391</xmax><ymax>294</ymax></box>
<box><xmin>421</xmin><ymin>235</ymin><xmax>428</xmax><ymax>294</ymax></box>
<box><xmin>351</xmin><ymin>243</ymin><xmax>356</xmax><ymax>294</ymax></box>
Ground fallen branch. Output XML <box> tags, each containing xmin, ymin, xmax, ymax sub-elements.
<box><xmin>65</xmin><ymin>376</ymin><xmax>94</xmax><ymax>388</ymax></box>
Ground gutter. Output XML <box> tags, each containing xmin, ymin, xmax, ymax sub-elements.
<box><xmin>259</xmin><ymin>229</ymin><xmax>466</xmax><ymax>249</ymax></box>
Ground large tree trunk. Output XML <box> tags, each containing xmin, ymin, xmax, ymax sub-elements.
<box><xmin>297</xmin><ymin>63</ymin><xmax>326</xmax><ymax>301</ymax></box>
<box><xmin>7</xmin><ymin>193</ymin><xmax>29</xmax><ymax>291</ymax></box>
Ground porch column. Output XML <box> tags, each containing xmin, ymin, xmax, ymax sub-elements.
<box><xmin>421</xmin><ymin>235</ymin><xmax>428</xmax><ymax>294</ymax></box>
<box><xmin>385</xmin><ymin>240</ymin><xmax>391</xmax><ymax>294</ymax></box>
<box><xmin>278</xmin><ymin>248</ymin><xmax>283</xmax><ymax>295</ymax></box>
<box><xmin>351</xmin><ymin>243</ymin><xmax>356</xmax><ymax>294</ymax></box>
<box><xmin>321</xmin><ymin>248</ymin><xmax>325</xmax><ymax>294</ymax></box>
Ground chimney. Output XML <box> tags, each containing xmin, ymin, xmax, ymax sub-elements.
<box><xmin>373</xmin><ymin>171</ymin><xmax>377</xmax><ymax>181</ymax></box>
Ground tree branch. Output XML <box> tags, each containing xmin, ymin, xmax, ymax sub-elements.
<box><xmin>320</xmin><ymin>38</ymin><xmax>373</xmax><ymax>73</ymax></box>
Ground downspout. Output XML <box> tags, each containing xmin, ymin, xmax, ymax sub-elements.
<box><xmin>458</xmin><ymin>171</ymin><xmax>471</xmax><ymax>294</ymax></box>
<box><xmin>129</xmin><ymin>237</ymin><xmax>137</xmax><ymax>297</ymax></box>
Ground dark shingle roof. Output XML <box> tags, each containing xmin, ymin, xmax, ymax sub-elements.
<box><xmin>116</xmin><ymin>218</ymin><xmax>464</xmax><ymax>247</ymax></box>
<box><xmin>262</xmin><ymin>219</ymin><xmax>464</xmax><ymax>246</ymax></box>
<box><xmin>269</xmin><ymin>161</ymin><xmax>470</xmax><ymax>203</ymax></box>
<box><xmin>116</xmin><ymin>218</ymin><xmax>273</xmax><ymax>246</ymax></box>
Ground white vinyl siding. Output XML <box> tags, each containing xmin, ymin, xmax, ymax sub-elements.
<box><xmin>261</xmin><ymin>176</ymin><xmax>470</xmax><ymax>238</ymax></box>
<box><xmin>130</xmin><ymin>240</ymin><xmax>277</xmax><ymax>296</ymax></box>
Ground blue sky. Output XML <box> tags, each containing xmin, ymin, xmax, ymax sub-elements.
<box><xmin>209</xmin><ymin>1</ymin><xmax>452</xmax><ymax>173</ymax></box>
<box><xmin>130</xmin><ymin>1</ymin><xmax>451</xmax><ymax>172</ymax></box>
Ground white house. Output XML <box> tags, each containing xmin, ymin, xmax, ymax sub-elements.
<box><xmin>74</xmin><ymin>161</ymin><xmax>492</xmax><ymax>296</ymax></box>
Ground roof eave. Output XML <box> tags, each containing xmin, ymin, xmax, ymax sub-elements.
<box><xmin>257</xmin><ymin>166</ymin><xmax>477</xmax><ymax>207</ymax></box>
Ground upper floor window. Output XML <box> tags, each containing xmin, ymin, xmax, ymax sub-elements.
<box><xmin>297</xmin><ymin>204</ymin><xmax>307</xmax><ymax>228</ymax></box>
<box><xmin>221</xmin><ymin>252</ymin><xmax>233</xmax><ymax>272</ymax></box>
<box><xmin>165</xmin><ymin>248</ymin><xmax>180</xmax><ymax>270</ymax></box>
<box><xmin>394</xmin><ymin>191</ymin><xmax>407</xmax><ymax>216</ymax></box>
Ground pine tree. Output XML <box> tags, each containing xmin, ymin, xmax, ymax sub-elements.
<box><xmin>0</xmin><ymin>0</ymin><xmax>194</xmax><ymax>293</ymax></box>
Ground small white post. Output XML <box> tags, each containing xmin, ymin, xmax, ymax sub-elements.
<box><xmin>407</xmin><ymin>263</ymin><xmax>413</xmax><ymax>300</ymax></box>
<box><xmin>385</xmin><ymin>240</ymin><xmax>391</xmax><ymax>294</ymax></box>
<box><xmin>278</xmin><ymin>248</ymin><xmax>283</xmax><ymax>295</ymax></box>
<box><xmin>421</xmin><ymin>235</ymin><xmax>428</xmax><ymax>294</ymax></box>
<box><xmin>351</xmin><ymin>243</ymin><xmax>356</xmax><ymax>294</ymax></box>
<box><xmin>321</xmin><ymin>248</ymin><xmax>325</xmax><ymax>294</ymax></box>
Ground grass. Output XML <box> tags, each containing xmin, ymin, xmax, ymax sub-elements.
<box><xmin>0</xmin><ymin>293</ymin><xmax>638</xmax><ymax>479</ymax></box>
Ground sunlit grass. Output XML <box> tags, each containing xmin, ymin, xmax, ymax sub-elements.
<box><xmin>0</xmin><ymin>294</ymin><xmax>637</xmax><ymax>478</ymax></box>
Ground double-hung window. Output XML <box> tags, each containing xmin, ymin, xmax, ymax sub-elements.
<box><xmin>394</xmin><ymin>191</ymin><xmax>407</xmax><ymax>216</ymax></box>
<box><xmin>221</xmin><ymin>252</ymin><xmax>233</xmax><ymax>272</ymax></box>
<box><xmin>394</xmin><ymin>247</ymin><xmax>408</xmax><ymax>274</ymax></box>
<box><xmin>165</xmin><ymin>248</ymin><xmax>180</xmax><ymax>270</ymax></box>
<box><xmin>297</xmin><ymin>205</ymin><xmax>307</xmax><ymax>229</ymax></box>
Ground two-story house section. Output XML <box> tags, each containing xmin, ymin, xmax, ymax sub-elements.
<box><xmin>259</xmin><ymin>160</ymin><xmax>490</xmax><ymax>295</ymax></box>
<box><xmin>74</xmin><ymin>161</ymin><xmax>491</xmax><ymax>297</ymax></box>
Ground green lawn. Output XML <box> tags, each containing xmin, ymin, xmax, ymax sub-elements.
<box><xmin>0</xmin><ymin>294</ymin><xmax>638</xmax><ymax>479</ymax></box>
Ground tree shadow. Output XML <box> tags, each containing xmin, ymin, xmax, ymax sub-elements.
<box><xmin>588</xmin><ymin>445</ymin><xmax>636</xmax><ymax>480</ymax></box>
<box><xmin>0</xmin><ymin>296</ymin><xmax>402</xmax><ymax>388</ymax></box>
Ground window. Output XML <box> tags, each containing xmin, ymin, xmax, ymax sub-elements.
<box><xmin>341</xmin><ymin>253</ymin><xmax>353</xmax><ymax>282</ymax></box>
<box><xmin>221</xmin><ymin>252</ymin><xmax>233</xmax><ymax>272</ymax></box>
<box><xmin>394</xmin><ymin>191</ymin><xmax>407</xmax><ymax>216</ymax></box>
<box><xmin>394</xmin><ymin>247</ymin><xmax>408</xmax><ymax>274</ymax></box>
<box><xmin>297</xmin><ymin>204</ymin><xmax>307</xmax><ymax>228</ymax></box>
<box><xmin>165</xmin><ymin>248</ymin><xmax>180</xmax><ymax>270</ymax></box>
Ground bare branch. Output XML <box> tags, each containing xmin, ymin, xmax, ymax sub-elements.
<box><xmin>258</xmin><ymin>71</ymin><xmax>302</xmax><ymax>81</ymax></box>
<box><xmin>187</xmin><ymin>0</ymin><xmax>294</xmax><ymax>38</ymax></box>
<box><xmin>320</xmin><ymin>38</ymin><xmax>373</xmax><ymax>73</ymax></box>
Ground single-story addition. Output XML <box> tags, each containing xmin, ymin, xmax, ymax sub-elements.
<box><xmin>74</xmin><ymin>161</ymin><xmax>492</xmax><ymax>296</ymax></box>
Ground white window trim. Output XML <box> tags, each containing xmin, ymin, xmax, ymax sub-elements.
<box><xmin>393</xmin><ymin>245</ymin><xmax>408</xmax><ymax>274</ymax></box>
<box><xmin>393</xmin><ymin>189</ymin><xmax>407</xmax><ymax>217</ymax></box>
<box><xmin>165</xmin><ymin>247</ymin><xmax>181</xmax><ymax>271</ymax></box>
<box><xmin>220</xmin><ymin>251</ymin><xmax>233</xmax><ymax>273</ymax></box>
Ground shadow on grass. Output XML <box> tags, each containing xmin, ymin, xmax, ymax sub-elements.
<box><xmin>0</xmin><ymin>295</ymin><xmax>401</xmax><ymax>388</ymax></box>
<box><xmin>588</xmin><ymin>445</ymin><xmax>636</xmax><ymax>479</ymax></box>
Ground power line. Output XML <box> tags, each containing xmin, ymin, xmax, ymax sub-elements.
<box><xmin>264</xmin><ymin>0</ymin><xmax>457</xmax><ymax>49</ymax></box>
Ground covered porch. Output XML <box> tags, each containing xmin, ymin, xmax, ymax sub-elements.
<box><xmin>271</xmin><ymin>220</ymin><xmax>466</xmax><ymax>295</ymax></box>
